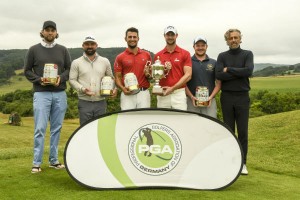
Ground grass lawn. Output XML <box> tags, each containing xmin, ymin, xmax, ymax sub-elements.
<box><xmin>0</xmin><ymin>111</ymin><xmax>299</xmax><ymax>200</ymax></box>
<box><xmin>250</xmin><ymin>75</ymin><xmax>300</xmax><ymax>93</ymax></box>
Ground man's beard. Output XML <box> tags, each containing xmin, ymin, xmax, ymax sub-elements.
<box><xmin>85</xmin><ymin>49</ymin><xmax>96</xmax><ymax>56</ymax></box>
<box><xmin>44</xmin><ymin>36</ymin><xmax>55</xmax><ymax>43</ymax></box>
<box><xmin>166</xmin><ymin>40</ymin><xmax>175</xmax><ymax>45</ymax></box>
<box><xmin>128</xmin><ymin>44</ymin><xmax>137</xmax><ymax>49</ymax></box>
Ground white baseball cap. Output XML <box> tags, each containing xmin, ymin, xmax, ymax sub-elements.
<box><xmin>193</xmin><ymin>35</ymin><xmax>207</xmax><ymax>45</ymax></box>
<box><xmin>164</xmin><ymin>25</ymin><xmax>177</xmax><ymax>34</ymax></box>
<box><xmin>83</xmin><ymin>35</ymin><xmax>97</xmax><ymax>44</ymax></box>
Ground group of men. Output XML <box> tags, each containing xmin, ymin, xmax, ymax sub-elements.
<box><xmin>24</xmin><ymin>20</ymin><xmax>254</xmax><ymax>175</ymax></box>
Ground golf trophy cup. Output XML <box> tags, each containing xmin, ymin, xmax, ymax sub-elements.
<box><xmin>124</xmin><ymin>72</ymin><xmax>140</xmax><ymax>94</ymax></box>
<box><xmin>100</xmin><ymin>76</ymin><xmax>115</xmax><ymax>96</ymax></box>
<box><xmin>145</xmin><ymin>57</ymin><xmax>171</xmax><ymax>95</ymax></box>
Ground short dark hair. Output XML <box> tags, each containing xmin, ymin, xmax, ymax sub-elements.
<box><xmin>125</xmin><ymin>27</ymin><xmax>139</xmax><ymax>37</ymax></box>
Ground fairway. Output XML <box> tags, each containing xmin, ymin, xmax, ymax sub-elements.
<box><xmin>0</xmin><ymin>111</ymin><xmax>299</xmax><ymax>199</ymax></box>
<box><xmin>250</xmin><ymin>75</ymin><xmax>300</xmax><ymax>93</ymax></box>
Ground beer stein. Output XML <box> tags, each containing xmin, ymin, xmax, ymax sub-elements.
<box><xmin>124</xmin><ymin>72</ymin><xmax>140</xmax><ymax>94</ymax></box>
<box><xmin>195</xmin><ymin>86</ymin><xmax>209</xmax><ymax>107</ymax></box>
<box><xmin>100</xmin><ymin>76</ymin><xmax>115</xmax><ymax>96</ymax></box>
<box><xmin>43</xmin><ymin>63</ymin><xmax>58</xmax><ymax>85</ymax></box>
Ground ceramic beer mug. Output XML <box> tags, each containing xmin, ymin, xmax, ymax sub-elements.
<box><xmin>100</xmin><ymin>76</ymin><xmax>115</xmax><ymax>96</ymax></box>
<box><xmin>124</xmin><ymin>72</ymin><xmax>140</xmax><ymax>94</ymax></box>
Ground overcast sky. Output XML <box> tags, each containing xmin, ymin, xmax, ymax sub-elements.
<box><xmin>0</xmin><ymin>0</ymin><xmax>299</xmax><ymax>64</ymax></box>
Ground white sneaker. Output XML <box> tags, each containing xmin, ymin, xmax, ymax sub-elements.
<box><xmin>241</xmin><ymin>164</ymin><xmax>248</xmax><ymax>175</ymax></box>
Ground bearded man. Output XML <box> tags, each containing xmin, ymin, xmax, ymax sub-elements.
<box><xmin>69</xmin><ymin>35</ymin><xmax>116</xmax><ymax>125</ymax></box>
<box><xmin>24</xmin><ymin>20</ymin><xmax>71</xmax><ymax>173</ymax></box>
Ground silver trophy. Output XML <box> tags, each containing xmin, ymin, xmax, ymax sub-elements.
<box><xmin>145</xmin><ymin>57</ymin><xmax>171</xmax><ymax>95</ymax></box>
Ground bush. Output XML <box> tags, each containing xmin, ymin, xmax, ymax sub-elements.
<box><xmin>1</xmin><ymin>89</ymin><xmax>299</xmax><ymax>119</ymax></box>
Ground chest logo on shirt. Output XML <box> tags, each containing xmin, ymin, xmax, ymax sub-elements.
<box><xmin>174</xmin><ymin>58</ymin><xmax>180</xmax><ymax>62</ymax></box>
<box><xmin>206</xmin><ymin>64</ymin><xmax>214</xmax><ymax>71</ymax></box>
<box><xmin>125</xmin><ymin>60</ymin><xmax>133</xmax><ymax>65</ymax></box>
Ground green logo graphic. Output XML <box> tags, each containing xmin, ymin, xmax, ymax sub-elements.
<box><xmin>128</xmin><ymin>123</ymin><xmax>182</xmax><ymax>176</ymax></box>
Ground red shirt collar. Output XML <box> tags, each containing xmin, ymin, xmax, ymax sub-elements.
<box><xmin>125</xmin><ymin>47</ymin><xmax>141</xmax><ymax>55</ymax></box>
<box><xmin>162</xmin><ymin>45</ymin><xmax>181</xmax><ymax>54</ymax></box>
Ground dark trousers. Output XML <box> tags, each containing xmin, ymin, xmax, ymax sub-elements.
<box><xmin>78</xmin><ymin>99</ymin><xmax>107</xmax><ymax>126</ymax></box>
<box><xmin>220</xmin><ymin>91</ymin><xmax>250</xmax><ymax>164</ymax></box>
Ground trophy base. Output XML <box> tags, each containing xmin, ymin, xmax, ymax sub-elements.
<box><xmin>128</xmin><ymin>85</ymin><xmax>140</xmax><ymax>95</ymax></box>
<box><xmin>43</xmin><ymin>78</ymin><xmax>57</xmax><ymax>85</ymax></box>
<box><xmin>152</xmin><ymin>87</ymin><xmax>163</xmax><ymax>95</ymax></box>
<box><xmin>100</xmin><ymin>90</ymin><xmax>113</xmax><ymax>97</ymax></box>
<box><xmin>196</xmin><ymin>100</ymin><xmax>209</xmax><ymax>107</ymax></box>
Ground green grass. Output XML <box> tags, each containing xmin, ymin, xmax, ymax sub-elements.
<box><xmin>0</xmin><ymin>111</ymin><xmax>299</xmax><ymax>199</ymax></box>
<box><xmin>250</xmin><ymin>75</ymin><xmax>300</xmax><ymax>93</ymax></box>
<box><xmin>0</xmin><ymin>74</ymin><xmax>32</xmax><ymax>95</ymax></box>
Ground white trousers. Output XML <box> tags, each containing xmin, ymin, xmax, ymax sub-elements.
<box><xmin>120</xmin><ymin>90</ymin><xmax>151</xmax><ymax>110</ymax></box>
<box><xmin>157</xmin><ymin>88</ymin><xmax>187</xmax><ymax>110</ymax></box>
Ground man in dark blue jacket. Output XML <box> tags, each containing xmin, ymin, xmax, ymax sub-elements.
<box><xmin>216</xmin><ymin>29</ymin><xmax>254</xmax><ymax>175</ymax></box>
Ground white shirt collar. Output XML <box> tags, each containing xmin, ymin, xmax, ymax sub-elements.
<box><xmin>41</xmin><ymin>40</ymin><xmax>57</xmax><ymax>48</ymax></box>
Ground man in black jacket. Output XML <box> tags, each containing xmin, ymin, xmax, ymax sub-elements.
<box><xmin>24</xmin><ymin>20</ymin><xmax>71</xmax><ymax>173</ymax></box>
<box><xmin>216</xmin><ymin>29</ymin><xmax>254</xmax><ymax>175</ymax></box>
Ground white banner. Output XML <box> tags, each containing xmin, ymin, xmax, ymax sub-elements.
<box><xmin>64</xmin><ymin>109</ymin><xmax>243</xmax><ymax>190</ymax></box>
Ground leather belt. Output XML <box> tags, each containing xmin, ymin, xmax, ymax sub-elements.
<box><xmin>140</xmin><ymin>87</ymin><xmax>149</xmax><ymax>91</ymax></box>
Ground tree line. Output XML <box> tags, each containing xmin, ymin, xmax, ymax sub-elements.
<box><xmin>1</xmin><ymin>48</ymin><xmax>299</xmax><ymax>85</ymax></box>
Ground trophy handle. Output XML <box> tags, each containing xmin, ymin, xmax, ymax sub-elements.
<box><xmin>144</xmin><ymin>61</ymin><xmax>152</xmax><ymax>77</ymax></box>
<box><xmin>145</xmin><ymin>60</ymin><xmax>151</xmax><ymax>67</ymax></box>
<box><xmin>164</xmin><ymin>61</ymin><xmax>172</xmax><ymax>77</ymax></box>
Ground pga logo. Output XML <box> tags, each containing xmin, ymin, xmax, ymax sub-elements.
<box><xmin>128</xmin><ymin>123</ymin><xmax>182</xmax><ymax>176</ymax></box>
<box><xmin>138</xmin><ymin>145</ymin><xmax>173</xmax><ymax>154</ymax></box>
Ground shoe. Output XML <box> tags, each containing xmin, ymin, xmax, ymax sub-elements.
<box><xmin>31</xmin><ymin>166</ymin><xmax>42</xmax><ymax>174</ymax></box>
<box><xmin>241</xmin><ymin>164</ymin><xmax>248</xmax><ymax>175</ymax></box>
<box><xmin>49</xmin><ymin>163</ymin><xmax>65</xmax><ymax>169</ymax></box>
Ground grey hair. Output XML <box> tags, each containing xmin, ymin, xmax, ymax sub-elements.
<box><xmin>224</xmin><ymin>29</ymin><xmax>242</xmax><ymax>41</ymax></box>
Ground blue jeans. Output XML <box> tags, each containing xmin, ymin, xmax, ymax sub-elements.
<box><xmin>33</xmin><ymin>91</ymin><xmax>67</xmax><ymax>166</ymax></box>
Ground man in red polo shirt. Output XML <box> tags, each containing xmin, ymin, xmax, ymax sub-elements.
<box><xmin>154</xmin><ymin>25</ymin><xmax>192</xmax><ymax>110</ymax></box>
<box><xmin>114</xmin><ymin>27</ymin><xmax>152</xmax><ymax>110</ymax></box>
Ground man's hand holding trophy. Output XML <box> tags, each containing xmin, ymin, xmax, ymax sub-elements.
<box><xmin>144</xmin><ymin>56</ymin><xmax>171</xmax><ymax>95</ymax></box>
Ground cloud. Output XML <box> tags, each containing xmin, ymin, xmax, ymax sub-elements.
<box><xmin>0</xmin><ymin>0</ymin><xmax>299</xmax><ymax>64</ymax></box>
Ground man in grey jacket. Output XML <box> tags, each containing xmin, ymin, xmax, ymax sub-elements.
<box><xmin>69</xmin><ymin>35</ymin><xmax>116</xmax><ymax>125</ymax></box>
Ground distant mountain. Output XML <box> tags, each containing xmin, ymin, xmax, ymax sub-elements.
<box><xmin>254</xmin><ymin>63</ymin><xmax>289</xmax><ymax>72</ymax></box>
<box><xmin>253</xmin><ymin>63</ymin><xmax>300</xmax><ymax>77</ymax></box>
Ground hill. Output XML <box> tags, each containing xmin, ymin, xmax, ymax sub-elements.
<box><xmin>253</xmin><ymin>63</ymin><xmax>300</xmax><ymax>77</ymax></box>
<box><xmin>254</xmin><ymin>63</ymin><xmax>289</xmax><ymax>71</ymax></box>
<box><xmin>0</xmin><ymin>47</ymin><xmax>155</xmax><ymax>85</ymax></box>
